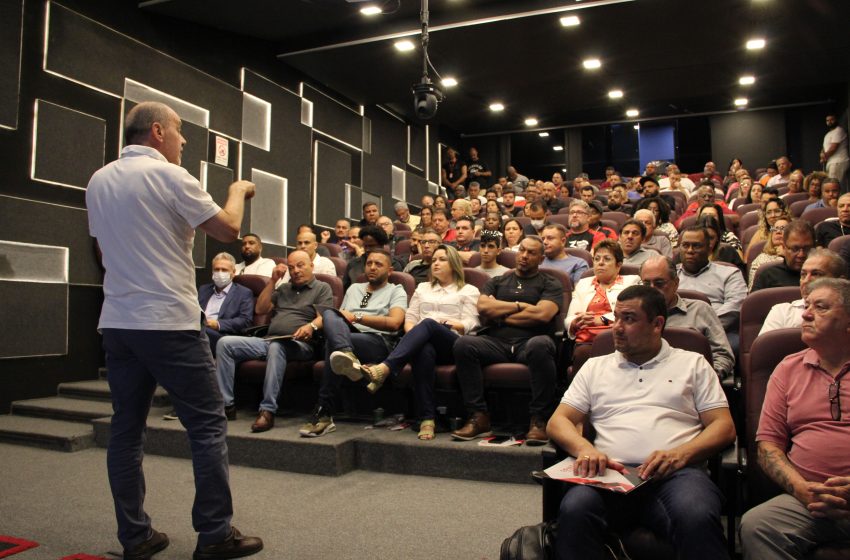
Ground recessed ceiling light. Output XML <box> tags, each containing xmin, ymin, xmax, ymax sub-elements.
<box><xmin>394</xmin><ymin>40</ymin><xmax>415</xmax><ymax>52</ymax></box>
<box><xmin>562</xmin><ymin>168</ymin><xmax>567</xmax><ymax>173</ymax></box>
<box><xmin>524</xmin><ymin>117</ymin><xmax>539</xmax><ymax>126</ymax></box>
<box><xmin>734</xmin><ymin>97</ymin><xmax>749</xmax><ymax>107</ymax></box>
<box><xmin>626</xmin><ymin>109</ymin><xmax>639</xmax><ymax>117</ymax></box>
<box><xmin>360</xmin><ymin>5</ymin><xmax>382</xmax><ymax>16</ymax></box>
<box><xmin>608</xmin><ymin>89</ymin><xmax>624</xmax><ymax>99</ymax></box>
<box><xmin>633</xmin><ymin>124</ymin><xmax>640</xmax><ymax>130</ymax></box>
<box><xmin>560</xmin><ymin>15</ymin><xmax>580</xmax><ymax>27</ymax></box>
<box><xmin>746</xmin><ymin>38</ymin><xmax>766</xmax><ymax>50</ymax></box>
<box><xmin>583</xmin><ymin>58</ymin><xmax>602</xmax><ymax>70</ymax></box>
<box><xmin>489</xmin><ymin>102</ymin><xmax>505</xmax><ymax>112</ymax></box>
<box><xmin>553</xmin><ymin>145</ymin><xmax>564</xmax><ymax>151</ymax></box>
<box><xmin>739</xmin><ymin>75</ymin><xmax>756</xmax><ymax>86</ymax></box>
<box><xmin>539</xmin><ymin>132</ymin><xmax>550</xmax><ymax>137</ymax></box>
<box><xmin>442</xmin><ymin>77</ymin><xmax>458</xmax><ymax>88</ymax></box>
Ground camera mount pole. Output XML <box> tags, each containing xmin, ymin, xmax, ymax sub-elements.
<box><xmin>420</xmin><ymin>0</ymin><xmax>429</xmax><ymax>83</ymax></box>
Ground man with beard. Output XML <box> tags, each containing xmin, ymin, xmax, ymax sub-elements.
<box><xmin>565</xmin><ymin>200</ymin><xmax>605</xmax><ymax>251</ymax></box>
<box><xmin>821</xmin><ymin>114</ymin><xmax>849</xmax><ymax>191</ymax></box>
<box><xmin>235</xmin><ymin>233</ymin><xmax>275</xmax><ymax>277</ymax></box>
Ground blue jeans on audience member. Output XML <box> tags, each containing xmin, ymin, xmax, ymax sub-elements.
<box><xmin>382</xmin><ymin>318</ymin><xmax>459</xmax><ymax>420</ymax></box>
<box><xmin>102</xmin><ymin>327</ymin><xmax>232</xmax><ymax>549</ymax></box>
<box><xmin>318</xmin><ymin>309</ymin><xmax>391</xmax><ymax>414</ymax></box>
<box><xmin>215</xmin><ymin>336</ymin><xmax>315</xmax><ymax>413</ymax></box>
<box><xmin>556</xmin><ymin>467</ymin><xmax>729</xmax><ymax>560</ymax></box>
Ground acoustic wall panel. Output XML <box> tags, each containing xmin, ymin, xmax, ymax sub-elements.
<box><xmin>408</xmin><ymin>125</ymin><xmax>426</xmax><ymax>171</ymax></box>
<box><xmin>391</xmin><ymin>165</ymin><xmax>405</xmax><ymax>201</ymax></box>
<box><xmin>250</xmin><ymin>169</ymin><xmax>287</xmax><ymax>247</ymax></box>
<box><xmin>0</xmin><ymin>195</ymin><xmax>101</xmax><ymax>286</ymax></box>
<box><xmin>0</xmin><ymin>0</ymin><xmax>23</xmax><ymax>129</ymax></box>
<box><xmin>362</xmin><ymin>105</ymin><xmax>406</xmax><ymax>206</ymax></box>
<box><xmin>124</xmin><ymin>79</ymin><xmax>209</xmax><ymax>129</ymax></box>
<box><xmin>31</xmin><ymin>100</ymin><xmax>106</xmax><ymax>189</ymax></box>
<box><xmin>242</xmin><ymin>92</ymin><xmax>271</xmax><ymax>151</ymax></box>
<box><xmin>303</xmin><ymin>83</ymin><xmax>362</xmax><ymax>150</ymax></box>
<box><xmin>0</xmin><ymin>241</ymin><xmax>68</xmax><ymax>283</ymax></box>
<box><xmin>44</xmin><ymin>3</ymin><xmax>241</xmax><ymax>137</ymax></box>
<box><xmin>406</xmin><ymin>172</ymin><xmax>428</xmax><ymax>204</ymax></box>
<box><xmin>314</xmin><ymin>140</ymin><xmax>352</xmax><ymax>228</ymax></box>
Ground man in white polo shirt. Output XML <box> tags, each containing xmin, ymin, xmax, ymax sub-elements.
<box><xmin>547</xmin><ymin>284</ymin><xmax>735</xmax><ymax>560</ymax></box>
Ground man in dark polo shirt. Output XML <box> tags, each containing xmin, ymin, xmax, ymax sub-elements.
<box><xmin>403</xmin><ymin>228</ymin><xmax>440</xmax><ymax>284</ymax></box>
<box><xmin>752</xmin><ymin>220</ymin><xmax>816</xmax><ymax>292</ymax></box>
<box><xmin>452</xmin><ymin>236</ymin><xmax>563</xmax><ymax>445</ymax></box>
<box><xmin>452</xmin><ymin>215</ymin><xmax>480</xmax><ymax>264</ymax></box>
<box><xmin>215</xmin><ymin>250</ymin><xmax>334</xmax><ymax>432</ymax></box>
<box><xmin>816</xmin><ymin>192</ymin><xmax>850</xmax><ymax>248</ymax></box>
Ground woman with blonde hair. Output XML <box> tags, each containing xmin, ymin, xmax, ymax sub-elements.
<box><xmin>744</xmin><ymin>198</ymin><xmax>790</xmax><ymax>263</ymax></box>
<box><xmin>359</xmin><ymin>245</ymin><xmax>479</xmax><ymax>440</ymax></box>
<box><xmin>748</xmin><ymin>218</ymin><xmax>790</xmax><ymax>288</ymax></box>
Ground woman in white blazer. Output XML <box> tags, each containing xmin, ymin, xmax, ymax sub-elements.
<box><xmin>564</xmin><ymin>239</ymin><xmax>641</xmax><ymax>373</ymax></box>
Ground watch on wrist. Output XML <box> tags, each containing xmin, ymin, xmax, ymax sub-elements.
<box><xmin>309</xmin><ymin>322</ymin><xmax>318</xmax><ymax>331</ymax></box>
<box><xmin>354</xmin><ymin>312</ymin><xmax>364</xmax><ymax>323</ymax></box>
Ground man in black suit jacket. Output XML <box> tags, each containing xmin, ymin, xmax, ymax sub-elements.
<box><xmin>199</xmin><ymin>252</ymin><xmax>255</xmax><ymax>355</ymax></box>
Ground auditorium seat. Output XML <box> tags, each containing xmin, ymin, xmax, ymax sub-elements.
<box><xmin>319</xmin><ymin>242</ymin><xmax>342</xmax><ymax>257</ymax></box>
<box><xmin>789</xmin><ymin>199</ymin><xmax>810</xmax><ymax>218</ymax></box>
<box><xmin>545</xmin><ymin>214</ymin><xmax>570</xmax><ymax>229</ymax></box>
<box><xmin>465</xmin><ymin>252</ymin><xmax>482</xmax><ymax>268</ymax></box>
<box><xmin>828</xmin><ymin>234</ymin><xmax>850</xmax><ymax>254</ymax></box>
<box><xmin>741</xmin><ymin>224</ymin><xmax>759</xmax><ymax>255</ymax></box>
<box><xmin>745</xmin><ymin>241</ymin><xmax>767</xmax><ymax>278</ymax></box>
<box><xmin>739</xmin><ymin>211</ymin><xmax>759</xmax><ymax>234</ymax></box>
<box><xmin>735</xmin><ymin>202</ymin><xmax>760</xmax><ymax>217</ymax></box>
<box><xmin>393</xmin><ymin>222</ymin><xmax>411</xmax><ymax>232</ymax></box>
<box><xmin>315</xmin><ymin>273</ymin><xmax>344</xmax><ymax>308</ymax></box>
<box><xmin>677</xmin><ymin>289</ymin><xmax>711</xmax><ymax>305</ymax></box>
<box><xmin>781</xmin><ymin>192</ymin><xmax>809</xmax><ymax>206</ymax></box>
<box><xmin>738</xmin><ymin>286</ymin><xmax>800</xmax><ymax>384</ymax></box>
<box><xmin>800</xmin><ymin>207</ymin><xmax>837</xmax><ymax>228</ymax></box>
<box><xmin>496</xmin><ymin>251</ymin><xmax>517</xmax><ymax>269</ymax></box>
<box><xmin>749</xmin><ymin>260</ymin><xmax>783</xmax><ymax>289</ymax></box>
<box><xmin>394</xmin><ymin>239</ymin><xmax>412</xmax><ymax>259</ymax></box>
<box><xmin>328</xmin><ymin>256</ymin><xmax>347</xmax><ymax>278</ymax></box>
<box><xmin>602</xmin><ymin>211</ymin><xmax>629</xmax><ymax>229</ymax></box>
<box><xmin>565</xmin><ymin>247</ymin><xmax>592</xmax><ymax>267</ymax></box>
<box><xmin>462</xmin><ymin>267</ymin><xmax>491</xmax><ymax>291</ymax></box>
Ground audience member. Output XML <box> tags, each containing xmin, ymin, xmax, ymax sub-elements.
<box><xmin>805</xmin><ymin>177</ymin><xmax>840</xmax><ymax>211</ymax></box>
<box><xmin>503</xmin><ymin>218</ymin><xmax>525</xmax><ymax>251</ymax></box>
<box><xmin>675</xmin><ymin>184</ymin><xmax>735</xmax><ymax>228</ymax></box>
<box><xmin>506</xmin><ymin>165</ymin><xmax>529</xmax><ymax>191</ymax></box>
<box><xmin>766</xmin><ymin>155</ymin><xmax>792</xmax><ymax>188</ymax></box>
<box><xmin>816</xmin><ymin>193</ymin><xmax>850</xmax><ymax>247</ymax></box>
<box><xmin>420</xmin><ymin>194</ymin><xmax>434</xmax><ymax>208</ymax></box>
<box><xmin>403</xmin><ymin>229</ymin><xmax>441</xmax><ymax>284</ymax></box>
<box><xmin>605</xmin><ymin>183</ymin><xmax>631</xmax><ymax>214</ymax></box>
<box><xmin>301</xmin><ymin>249</ymin><xmax>407</xmax><ymax>437</ymax></box>
<box><xmin>695</xmin><ymin>216</ymin><xmax>746</xmax><ymax>277</ymax></box>
<box><xmin>565</xmin><ymin>200</ymin><xmax>606</xmax><ymax>251</ymax></box>
<box><xmin>752</xmin><ymin>220</ymin><xmax>816</xmax><ymax>292</ymax></box>
<box><xmin>394</xmin><ymin>201</ymin><xmax>420</xmax><ymax>229</ymax></box>
<box><xmin>741</xmin><ymin>278</ymin><xmax>850</xmax><ymax>559</ymax></box>
<box><xmin>327</xmin><ymin>218</ymin><xmax>351</xmax><ymax>245</ymax></box>
<box><xmin>466</xmin><ymin>147</ymin><xmax>492</xmax><ymax>188</ymax></box>
<box><xmin>749</xmin><ymin>218</ymin><xmax>790</xmax><ymax>288</ymax></box>
<box><xmin>501</xmin><ymin>189</ymin><xmax>523</xmax><ymax>217</ymax></box>
<box><xmin>619</xmin><ymin>219</ymin><xmax>652</xmax><ymax>266</ymax></box>
<box><xmin>216</xmin><ymin>252</ymin><xmax>333</xmax><ymax>432</ymax></box>
<box><xmin>359</xmin><ymin>202</ymin><xmax>379</xmax><ymax>227</ymax></box>
<box><xmin>549</xmin><ymin>284</ymin><xmax>734</xmax><ymax>560</ymax></box>
<box><xmin>640</xmin><ymin>256</ymin><xmax>734</xmax><ymax>378</ymax></box>
<box><xmin>280</xmin><ymin>230</ymin><xmax>336</xmax><ymax>285</ymax></box>
<box><xmin>634</xmin><ymin>209</ymin><xmax>673</xmax><ymax>258</ymax></box>
<box><xmin>578</xmin><ymin>185</ymin><xmax>595</xmax><ymax>204</ymax></box>
<box><xmin>697</xmin><ymin>203</ymin><xmax>742</xmax><ymax>252</ymax></box>
<box><xmin>199</xmin><ymin>253</ymin><xmax>254</xmax><ymax>355</ymax></box>
<box><xmin>376</xmin><ymin>215</ymin><xmax>403</xmax><ymax>254</ymax></box>
<box><xmin>452</xmin><ymin>216</ymin><xmax>480</xmax><ymax>264</ymax></box>
<box><xmin>431</xmin><ymin>208</ymin><xmax>457</xmax><ymax>243</ymax></box>
<box><xmin>523</xmin><ymin>202</ymin><xmax>549</xmax><ymax>236</ymax></box>
<box><xmin>441</xmin><ymin>148</ymin><xmax>467</xmax><ymax>195</ymax></box>
<box><xmin>452</xmin><ymin>237</ymin><xmax>563</xmax><ymax>444</ymax></box>
<box><xmin>343</xmin><ymin>226</ymin><xmax>404</xmax><ymax>290</ymax></box>
<box><xmin>236</xmin><ymin>233</ymin><xmax>275</xmax><ymax>277</ymax></box>
<box><xmin>660</xmin><ymin>164</ymin><xmax>696</xmax><ymax>193</ymax></box>
<box><xmin>745</xmin><ymin>198</ymin><xmax>791</xmax><ymax>262</ymax></box>
<box><xmin>730</xmin><ymin>176</ymin><xmax>754</xmax><ymax>211</ymax></box>
<box><xmin>821</xmin><ymin>114</ymin><xmax>849</xmax><ymax>191</ymax></box>
<box><xmin>543</xmin><ymin>181</ymin><xmax>566</xmax><ymax>214</ymax></box>
<box><xmin>635</xmin><ymin>196</ymin><xmax>677</xmax><ymax>247</ymax></box>
<box><xmin>541</xmin><ymin>223</ymin><xmax>590</xmax><ymax>286</ymax></box>
<box><xmin>476</xmin><ymin>232</ymin><xmax>509</xmax><ymax>278</ymax></box>
<box><xmin>587</xmin><ymin>200</ymin><xmax>617</xmax><ymax>240</ymax></box>
<box><xmin>450</xmin><ymin>198</ymin><xmax>471</xmax><ymax>225</ymax></box>
<box><xmin>417</xmin><ymin>206</ymin><xmax>433</xmax><ymax>231</ymax></box>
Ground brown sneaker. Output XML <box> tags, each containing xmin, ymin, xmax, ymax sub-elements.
<box><xmin>525</xmin><ymin>416</ymin><xmax>549</xmax><ymax>446</ymax></box>
<box><xmin>250</xmin><ymin>410</ymin><xmax>274</xmax><ymax>433</ymax></box>
<box><xmin>451</xmin><ymin>411</ymin><xmax>492</xmax><ymax>441</ymax></box>
<box><xmin>362</xmin><ymin>363</ymin><xmax>389</xmax><ymax>394</ymax></box>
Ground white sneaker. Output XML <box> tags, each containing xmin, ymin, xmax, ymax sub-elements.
<box><xmin>330</xmin><ymin>350</ymin><xmax>363</xmax><ymax>381</ymax></box>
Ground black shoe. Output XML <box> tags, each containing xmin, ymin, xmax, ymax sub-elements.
<box><xmin>124</xmin><ymin>529</ymin><xmax>169</xmax><ymax>560</ymax></box>
<box><xmin>224</xmin><ymin>405</ymin><xmax>237</xmax><ymax>421</ymax></box>
<box><xmin>193</xmin><ymin>527</ymin><xmax>263</xmax><ymax>560</ymax></box>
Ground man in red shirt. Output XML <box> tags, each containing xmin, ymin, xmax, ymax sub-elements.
<box><xmin>675</xmin><ymin>183</ymin><xmax>737</xmax><ymax>229</ymax></box>
<box><xmin>741</xmin><ymin>277</ymin><xmax>850</xmax><ymax>558</ymax></box>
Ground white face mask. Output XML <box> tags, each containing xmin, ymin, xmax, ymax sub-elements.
<box><xmin>530</xmin><ymin>219</ymin><xmax>546</xmax><ymax>230</ymax></box>
<box><xmin>212</xmin><ymin>271</ymin><xmax>232</xmax><ymax>289</ymax></box>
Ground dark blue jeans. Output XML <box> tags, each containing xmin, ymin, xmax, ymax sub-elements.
<box><xmin>382</xmin><ymin>318</ymin><xmax>459</xmax><ymax>420</ymax></box>
<box><xmin>102</xmin><ymin>328</ymin><xmax>232</xmax><ymax>549</ymax></box>
<box><xmin>556</xmin><ymin>467</ymin><xmax>728</xmax><ymax>560</ymax></box>
<box><xmin>318</xmin><ymin>309</ymin><xmax>391</xmax><ymax>414</ymax></box>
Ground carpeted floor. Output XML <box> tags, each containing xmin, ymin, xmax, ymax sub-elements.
<box><xmin>0</xmin><ymin>443</ymin><xmax>540</xmax><ymax>559</ymax></box>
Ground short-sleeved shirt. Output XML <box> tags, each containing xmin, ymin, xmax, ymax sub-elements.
<box><xmin>86</xmin><ymin>145</ymin><xmax>221</xmax><ymax>331</ymax></box>
<box><xmin>466</xmin><ymin>159</ymin><xmax>490</xmax><ymax>188</ymax></box>
<box><xmin>565</xmin><ymin>229</ymin><xmax>605</xmax><ymax>251</ymax></box>
<box><xmin>236</xmin><ymin>258</ymin><xmax>275</xmax><ymax>277</ymax></box>
<box><xmin>480</xmin><ymin>271</ymin><xmax>563</xmax><ymax>344</ymax></box>
<box><xmin>751</xmin><ymin>261</ymin><xmax>800</xmax><ymax>292</ymax></box>
<box><xmin>757</xmin><ymin>348</ymin><xmax>850</xmax><ymax>483</ymax></box>
<box><xmin>268</xmin><ymin>277</ymin><xmax>334</xmax><ymax>337</ymax></box>
<box><xmin>562</xmin><ymin>340</ymin><xmax>729</xmax><ymax>464</ymax></box>
<box><xmin>825</xmin><ymin>126</ymin><xmax>849</xmax><ymax>165</ymax></box>
<box><xmin>341</xmin><ymin>282</ymin><xmax>409</xmax><ymax>338</ymax></box>
<box><xmin>541</xmin><ymin>255</ymin><xmax>589</xmax><ymax>286</ymax></box>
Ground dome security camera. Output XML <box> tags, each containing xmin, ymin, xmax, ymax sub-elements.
<box><xmin>412</xmin><ymin>80</ymin><xmax>444</xmax><ymax>121</ymax></box>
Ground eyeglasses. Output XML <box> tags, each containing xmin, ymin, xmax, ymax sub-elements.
<box><xmin>421</xmin><ymin>239</ymin><xmax>440</xmax><ymax>245</ymax></box>
<box><xmin>360</xmin><ymin>291</ymin><xmax>373</xmax><ymax>309</ymax></box>
<box><xmin>786</xmin><ymin>245</ymin><xmax>813</xmax><ymax>255</ymax></box>
<box><xmin>569</xmin><ymin>210</ymin><xmax>588</xmax><ymax>215</ymax></box>
<box><xmin>770</xmin><ymin>225</ymin><xmax>787</xmax><ymax>233</ymax></box>
<box><xmin>829</xmin><ymin>380</ymin><xmax>842</xmax><ymax>421</ymax></box>
<box><xmin>641</xmin><ymin>279</ymin><xmax>669</xmax><ymax>289</ymax></box>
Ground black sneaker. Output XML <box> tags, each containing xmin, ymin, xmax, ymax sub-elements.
<box><xmin>124</xmin><ymin>529</ymin><xmax>169</xmax><ymax>560</ymax></box>
<box><xmin>299</xmin><ymin>405</ymin><xmax>336</xmax><ymax>438</ymax></box>
<box><xmin>224</xmin><ymin>405</ymin><xmax>237</xmax><ymax>421</ymax></box>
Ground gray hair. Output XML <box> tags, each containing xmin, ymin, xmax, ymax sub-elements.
<box><xmin>806</xmin><ymin>277</ymin><xmax>850</xmax><ymax>315</ymax></box>
<box><xmin>634</xmin><ymin>208</ymin><xmax>657</xmax><ymax>226</ymax></box>
<box><xmin>394</xmin><ymin>201</ymin><xmax>409</xmax><ymax>211</ymax></box>
<box><xmin>212</xmin><ymin>252</ymin><xmax>236</xmax><ymax>267</ymax></box>
<box><xmin>124</xmin><ymin>101</ymin><xmax>174</xmax><ymax>145</ymax></box>
<box><xmin>806</xmin><ymin>248</ymin><xmax>847</xmax><ymax>279</ymax></box>
<box><xmin>569</xmin><ymin>199</ymin><xmax>590</xmax><ymax>212</ymax></box>
<box><xmin>640</xmin><ymin>255</ymin><xmax>677</xmax><ymax>280</ymax></box>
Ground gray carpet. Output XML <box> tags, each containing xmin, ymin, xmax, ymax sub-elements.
<box><xmin>0</xmin><ymin>443</ymin><xmax>540</xmax><ymax>559</ymax></box>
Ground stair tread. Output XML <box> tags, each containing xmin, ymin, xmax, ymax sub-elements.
<box><xmin>59</xmin><ymin>379</ymin><xmax>169</xmax><ymax>397</ymax></box>
<box><xmin>0</xmin><ymin>415</ymin><xmax>95</xmax><ymax>438</ymax></box>
<box><xmin>13</xmin><ymin>396</ymin><xmax>115</xmax><ymax>416</ymax></box>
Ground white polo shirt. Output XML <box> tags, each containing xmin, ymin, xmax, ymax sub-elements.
<box><xmin>87</xmin><ymin>145</ymin><xmax>220</xmax><ymax>331</ymax></box>
<box><xmin>562</xmin><ymin>340</ymin><xmax>728</xmax><ymax>464</ymax></box>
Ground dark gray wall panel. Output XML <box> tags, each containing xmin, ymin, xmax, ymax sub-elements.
<box><xmin>710</xmin><ymin>111</ymin><xmax>786</xmax><ymax>175</ymax></box>
<box><xmin>314</xmin><ymin>141</ymin><xmax>352</xmax><ymax>227</ymax></box>
<box><xmin>304</xmin><ymin>83</ymin><xmax>362</xmax><ymax>150</ymax></box>
<box><xmin>242</xmin><ymin>70</ymin><xmax>312</xmax><ymax>246</ymax></box>
<box><xmin>408</xmin><ymin>124</ymin><xmax>426</xmax><ymax>171</ymax></box>
<box><xmin>45</xmin><ymin>3</ymin><xmax>241</xmax><ymax>137</ymax></box>
<box><xmin>0</xmin><ymin>0</ymin><xmax>23</xmax><ymax>129</ymax></box>
<box><xmin>0</xmin><ymin>281</ymin><xmax>67</xmax><ymax>358</ymax></box>
<box><xmin>33</xmin><ymin>100</ymin><xmax>105</xmax><ymax>189</ymax></box>
<box><xmin>406</xmin><ymin>172</ymin><xmax>428</xmax><ymax>207</ymax></box>
<box><xmin>363</xmin><ymin>107</ymin><xmax>406</xmax><ymax>207</ymax></box>
<box><xmin>0</xmin><ymin>195</ymin><xmax>101</xmax><ymax>285</ymax></box>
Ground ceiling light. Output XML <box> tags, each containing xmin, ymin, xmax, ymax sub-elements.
<box><xmin>739</xmin><ymin>75</ymin><xmax>755</xmax><ymax>86</ymax></box>
<box><xmin>562</xmin><ymin>168</ymin><xmax>567</xmax><ymax>173</ymax></box>
<box><xmin>394</xmin><ymin>40</ymin><xmax>415</xmax><ymax>52</ymax></box>
<box><xmin>608</xmin><ymin>89</ymin><xmax>623</xmax><ymax>99</ymax></box>
<box><xmin>746</xmin><ymin>38</ymin><xmax>766</xmax><ymax>50</ymax></box>
<box><xmin>734</xmin><ymin>97</ymin><xmax>748</xmax><ymax>107</ymax></box>
<box><xmin>441</xmin><ymin>77</ymin><xmax>458</xmax><ymax>88</ymax></box>
<box><xmin>489</xmin><ymin>102</ymin><xmax>505</xmax><ymax>112</ymax></box>
<box><xmin>553</xmin><ymin>145</ymin><xmax>564</xmax><ymax>151</ymax></box>
<box><xmin>524</xmin><ymin>117</ymin><xmax>539</xmax><ymax>126</ymax></box>
<box><xmin>539</xmin><ymin>132</ymin><xmax>550</xmax><ymax>137</ymax></box>
<box><xmin>360</xmin><ymin>5</ymin><xmax>382</xmax><ymax>16</ymax></box>
<box><xmin>560</xmin><ymin>15</ymin><xmax>580</xmax><ymax>27</ymax></box>
<box><xmin>626</xmin><ymin>109</ymin><xmax>639</xmax><ymax>118</ymax></box>
<box><xmin>582</xmin><ymin>58</ymin><xmax>601</xmax><ymax>70</ymax></box>
<box><xmin>633</xmin><ymin>124</ymin><xmax>640</xmax><ymax>130</ymax></box>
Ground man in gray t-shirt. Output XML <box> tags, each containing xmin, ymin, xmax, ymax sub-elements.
<box><xmin>215</xmin><ymin>251</ymin><xmax>333</xmax><ymax>433</ymax></box>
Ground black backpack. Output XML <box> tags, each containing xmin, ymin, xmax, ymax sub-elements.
<box><xmin>499</xmin><ymin>520</ymin><xmax>557</xmax><ymax>560</ymax></box>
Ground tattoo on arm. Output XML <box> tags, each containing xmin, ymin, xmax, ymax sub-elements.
<box><xmin>758</xmin><ymin>444</ymin><xmax>799</xmax><ymax>495</ymax></box>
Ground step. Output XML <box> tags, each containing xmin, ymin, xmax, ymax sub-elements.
<box><xmin>58</xmin><ymin>380</ymin><xmax>171</xmax><ymax>407</ymax></box>
<box><xmin>11</xmin><ymin>396</ymin><xmax>116</xmax><ymax>423</ymax></box>
<box><xmin>92</xmin><ymin>413</ymin><xmax>544</xmax><ymax>484</ymax></box>
<box><xmin>0</xmin><ymin>415</ymin><xmax>96</xmax><ymax>452</ymax></box>
<box><xmin>98</xmin><ymin>366</ymin><xmax>108</xmax><ymax>379</ymax></box>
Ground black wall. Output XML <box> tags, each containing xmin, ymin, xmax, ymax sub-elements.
<box><xmin>0</xmin><ymin>0</ymin><xmax>454</xmax><ymax>413</ymax></box>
